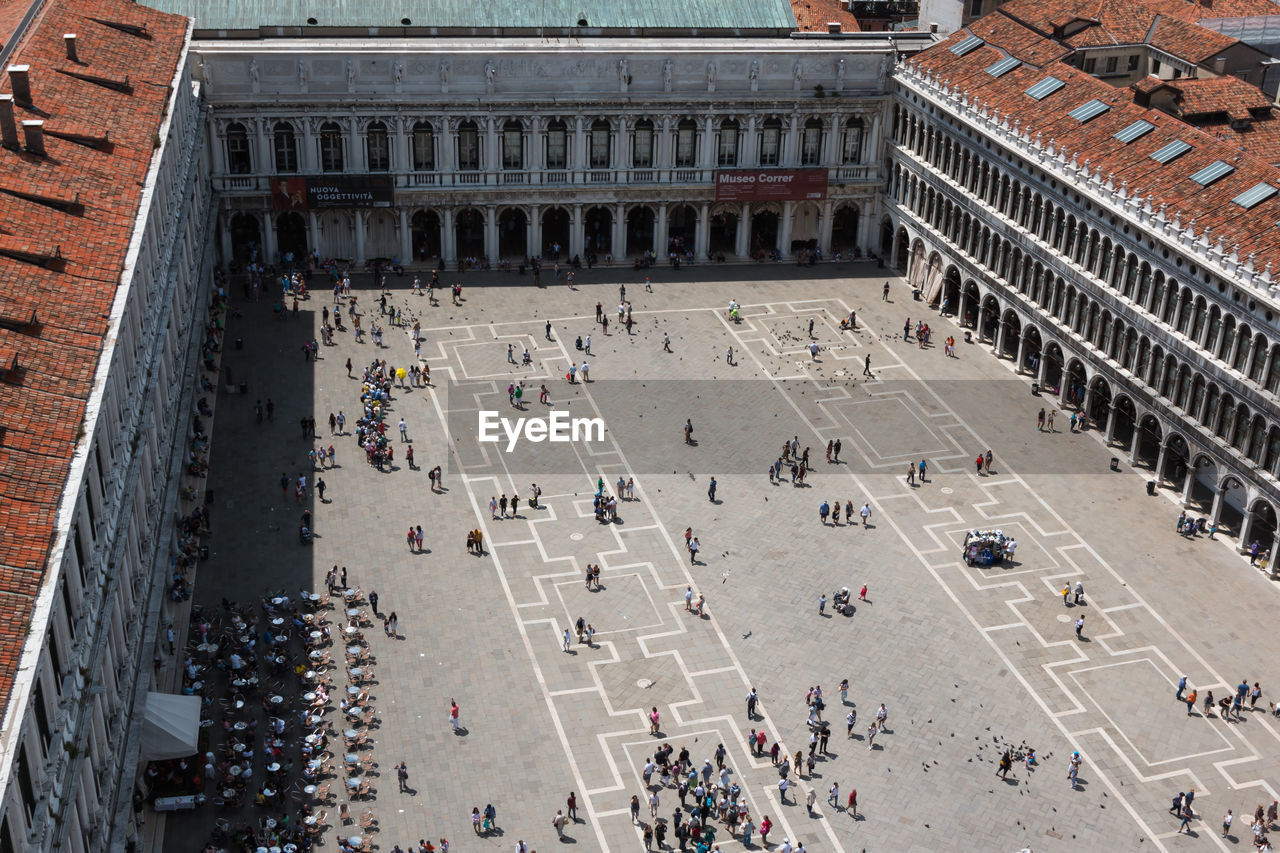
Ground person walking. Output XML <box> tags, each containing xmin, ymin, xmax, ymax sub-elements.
<box><xmin>805</xmin><ymin>787</ymin><xmax>817</xmax><ymax>815</ymax></box>
<box><xmin>847</xmin><ymin>789</ymin><xmax>858</xmax><ymax>817</ymax></box>
<box><xmin>1074</xmin><ymin>616</ymin><xmax>1085</xmax><ymax>640</ymax></box>
<box><xmin>818</xmin><ymin>594</ymin><xmax>827</xmax><ymax>616</ymax></box>
<box><xmin>828</xmin><ymin>782</ymin><xmax>839</xmax><ymax>807</ymax></box>
<box><xmin>1185</xmin><ymin>688</ymin><xmax>1197</xmax><ymax>715</ymax></box>
<box><xmin>860</xmin><ymin>503</ymin><xmax>872</xmax><ymax>526</ymax></box>
<box><xmin>396</xmin><ymin>761</ymin><xmax>409</xmax><ymax>792</ymax></box>
<box><xmin>708</xmin><ymin>477</ymin><xmax>717</xmax><ymax>502</ymax></box>
<box><xmin>1222</xmin><ymin>809</ymin><xmax>1233</xmax><ymax>837</ymax></box>
<box><xmin>997</xmin><ymin>751</ymin><xmax>1012</xmax><ymax>779</ymax></box>
<box><xmin>553</xmin><ymin>810</ymin><xmax>567</xmax><ymax>838</ymax></box>
<box><xmin>1170</xmin><ymin>792</ymin><xmax>1185</xmax><ymax>815</ymax></box>
<box><xmin>449</xmin><ymin>699</ymin><xmax>460</xmax><ymax>733</ymax></box>
<box><xmin>1177</xmin><ymin>805</ymin><xmax>1193</xmax><ymax>834</ymax></box>
<box><xmin>567</xmin><ymin>792</ymin><xmax>578</xmax><ymax>822</ymax></box>
<box><xmin>863</xmin><ymin>354</ymin><xmax>872</xmax><ymax>377</ymax></box>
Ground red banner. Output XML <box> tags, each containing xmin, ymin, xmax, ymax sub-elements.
<box><xmin>714</xmin><ymin>169</ymin><xmax>828</xmax><ymax>202</ymax></box>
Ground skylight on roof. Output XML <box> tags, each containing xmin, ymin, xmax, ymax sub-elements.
<box><xmin>1150</xmin><ymin>140</ymin><xmax>1192</xmax><ymax>163</ymax></box>
<box><xmin>986</xmin><ymin>56</ymin><xmax>1021</xmax><ymax>77</ymax></box>
<box><xmin>1189</xmin><ymin>160</ymin><xmax>1235</xmax><ymax>186</ymax></box>
<box><xmin>951</xmin><ymin>34</ymin><xmax>984</xmax><ymax>56</ymax></box>
<box><xmin>1068</xmin><ymin>99</ymin><xmax>1110</xmax><ymax>123</ymax></box>
<box><xmin>1025</xmin><ymin>77</ymin><xmax>1066</xmax><ymax>100</ymax></box>
<box><xmin>1114</xmin><ymin>119</ymin><xmax>1155</xmax><ymax>143</ymax></box>
<box><xmin>1233</xmin><ymin>182</ymin><xmax>1278</xmax><ymax>209</ymax></box>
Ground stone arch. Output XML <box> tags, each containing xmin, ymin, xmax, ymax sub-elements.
<box><xmin>1022</xmin><ymin>324</ymin><xmax>1042</xmax><ymax>376</ymax></box>
<box><xmin>1064</xmin><ymin>357</ymin><xmax>1089</xmax><ymax>409</ymax></box>
<box><xmin>1087</xmin><ymin>375</ymin><xmax>1112</xmax><ymax>430</ymax></box>
<box><xmin>999</xmin><ymin>309</ymin><xmax>1021</xmax><ymax>360</ymax></box>
<box><xmin>625</xmin><ymin>204</ymin><xmax>656</xmax><ymax>258</ymax></box>
<box><xmin>1111</xmin><ymin>394</ymin><xmax>1137</xmax><ymax>450</ymax></box>
<box><xmin>1042</xmin><ymin>341</ymin><xmax>1065</xmax><ymax>393</ymax></box>
<box><xmin>1134</xmin><ymin>412</ymin><xmax>1163</xmax><ymax>469</ymax></box>
<box><xmin>497</xmin><ymin>206</ymin><xmax>528</xmax><ymax>259</ymax></box>
<box><xmin>1162</xmin><ymin>432</ymin><xmax>1190</xmax><ymax>486</ymax></box>
<box><xmin>1245</xmin><ymin>497</ymin><xmax>1278</xmax><ymax>556</ymax></box>
<box><xmin>979</xmin><ymin>294</ymin><xmax>1000</xmax><ymax>342</ymax></box>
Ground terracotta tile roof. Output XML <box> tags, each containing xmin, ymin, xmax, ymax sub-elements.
<box><xmin>967</xmin><ymin>14</ymin><xmax>1073</xmax><ymax>65</ymax></box>
<box><xmin>1155</xmin><ymin>74</ymin><xmax>1274</xmax><ymax>115</ymax></box>
<box><xmin>790</xmin><ymin>0</ymin><xmax>860</xmax><ymax>31</ymax></box>
<box><xmin>909</xmin><ymin>27</ymin><xmax>1280</xmax><ymax>281</ymax></box>
<box><xmin>1000</xmin><ymin>0</ymin><xmax>1267</xmax><ymax>60</ymax></box>
<box><xmin>0</xmin><ymin>0</ymin><xmax>188</xmax><ymax>719</ymax></box>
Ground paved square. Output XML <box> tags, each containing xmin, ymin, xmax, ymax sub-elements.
<box><xmin>161</xmin><ymin>262</ymin><xmax>1280</xmax><ymax>853</ymax></box>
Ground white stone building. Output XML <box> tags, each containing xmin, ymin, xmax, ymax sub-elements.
<box><xmin>0</xmin><ymin>1</ymin><xmax>211</xmax><ymax>851</ymax></box>
<box><xmin>194</xmin><ymin>37</ymin><xmax>913</xmax><ymax>267</ymax></box>
<box><xmin>883</xmin><ymin>13</ymin><xmax>1280</xmax><ymax>558</ymax></box>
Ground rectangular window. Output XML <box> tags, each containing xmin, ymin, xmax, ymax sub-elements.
<box><xmin>675</xmin><ymin>126</ymin><xmax>696</xmax><ymax>167</ymax></box>
<box><xmin>633</xmin><ymin>125</ymin><xmax>653</xmax><ymax>168</ymax></box>
<box><xmin>800</xmin><ymin>126</ymin><xmax>822</xmax><ymax>166</ymax></box>
<box><xmin>717</xmin><ymin>127</ymin><xmax>738</xmax><ymax>167</ymax></box>
<box><xmin>1025</xmin><ymin>77</ymin><xmax>1066</xmax><ymax>100</ymax></box>
<box><xmin>1189</xmin><ymin>160</ymin><xmax>1234</xmax><ymax>185</ymax></box>
<box><xmin>1114</xmin><ymin>119</ymin><xmax>1155</xmax><ymax>142</ymax></box>
<box><xmin>411</xmin><ymin>127</ymin><xmax>434</xmax><ymax>171</ymax></box>
<box><xmin>1068</xmin><ymin>99</ymin><xmax>1110</xmax><ymax>122</ymax></box>
<box><xmin>951</xmin><ymin>34</ymin><xmax>984</xmax><ymax>56</ymax></box>
<box><xmin>546</xmin><ymin>127</ymin><xmax>567</xmax><ymax>169</ymax></box>
<box><xmin>457</xmin><ymin>127</ymin><xmax>480</xmax><ymax>170</ymax></box>
<box><xmin>986</xmin><ymin>57</ymin><xmax>1021</xmax><ymax>77</ymax></box>
<box><xmin>842</xmin><ymin>126</ymin><xmax>863</xmax><ymax>163</ymax></box>
<box><xmin>1150</xmin><ymin>139</ymin><xmax>1191</xmax><ymax>163</ymax></box>
<box><xmin>366</xmin><ymin>128</ymin><xmax>389</xmax><ymax>172</ymax></box>
<box><xmin>759</xmin><ymin>126</ymin><xmax>780</xmax><ymax>166</ymax></box>
<box><xmin>32</xmin><ymin>683</ymin><xmax>49</xmax><ymax>752</ymax></box>
<box><xmin>968</xmin><ymin>0</ymin><xmax>982</xmax><ymax>15</ymax></box>
<box><xmin>1233</xmin><ymin>182</ymin><xmax>1278</xmax><ymax>209</ymax></box>
<box><xmin>590</xmin><ymin>127</ymin><xmax>610</xmax><ymax>168</ymax></box>
<box><xmin>16</xmin><ymin>759</ymin><xmax>34</xmax><ymax>822</ymax></box>
<box><xmin>1127</xmin><ymin>55</ymin><xmax>1140</xmax><ymax>71</ymax></box>
<box><xmin>1105</xmin><ymin>56</ymin><xmax>1118</xmax><ymax>73</ymax></box>
<box><xmin>274</xmin><ymin>131</ymin><xmax>297</xmax><ymax>173</ymax></box>
<box><xmin>48</xmin><ymin>631</ymin><xmax>62</xmax><ymax>695</ymax></box>
<box><xmin>502</xmin><ymin>127</ymin><xmax>523</xmax><ymax>169</ymax></box>
<box><xmin>1083</xmin><ymin>58</ymin><xmax>1096</xmax><ymax>73</ymax></box>
<box><xmin>1153</xmin><ymin>59</ymin><xmax>1162</xmax><ymax>73</ymax></box>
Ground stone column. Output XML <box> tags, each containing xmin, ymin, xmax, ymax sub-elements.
<box><xmin>856</xmin><ymin>200</ymin><xmax>873</xmax><ymax>252</ymax></box>
<box><xmin>486</xmin><ymin>117</ymin><xmax>499</xmax><ymax>177</ymax></box>
<box><xmin>255</xmin><ymin>118</ymin><xmax>272</xmax><ymax>175</ymax></box>
<box><xmin>308</xmin><ymin>212</ymin><xmax>320</xmax><ymax>257</ymax></box>
<box><xmin>784</xmin><ymin>118</ymin><xmax>800</xmax><ymax>167</ymax></box>
<box><xmin>1181</xmin><ymin>462</ymin><xmax>1197</xmax><ymax>505</ymax></box>
<box><xmin>485</xmin><ymin>205</ymin><xmax>498</xmax><ymax>261</ymax></box>
<box><xmin>347</xmin><ymin>119</ymin><xmax>361</xmax><ymax>173</ymax></box>
<box><xmin>399</xmin><ymin>208</ymin><xmax>412</xmax><ymax>264</ymax></box>
<box><xmin>392</xmin><ymin>117</ymin><xmax>408</xmax><ymax>173</ymax></box>
<box><xmin>614</xmin><ymin>202</ymin><xmax>626</xmax><ymax>258</ymax></box>
<box><xmin>655</xmin><ymin>204</ymin><xmax>667</xmax><ymax>257</ymax></box>
<box><xmin>574</xmin><ymin>117</ymin><xmax>587</xmax><ymax>172</ymax></box>
<box><xmin>697</xmin><ymin>202</ymin><xmax>710</xmax><ymax>259</ymax></box>
<box><xmin>994</xmin><ymin>314</ymin><xmax>1007</xmax><ymax>359</ymax></box>
<box><xmin>529</xmin><ymin>204</ymin><xmax>541</xmax><ymax>259</ymax></box>
<box><xmin>438</xmin><ymin>118</ymin><xmax>454</xmax><ymax>174</ymax></box>
<box><xmin>1016</xmin><ymin>333</ymin><xmax>1029</xmax><ymax>376</ymax></box>
<box><xmin>528</xmin><ymin>117</ymin><xmax>544</xmax><ymax>173</ymax></box>
<box><xmin>617</xmin><ymin>117</ymin><xmax>630</xmax><ymax>174</ymax></box>
<box><xmin>442</xmin><ymin>208</ymin><xmax>455</xmax><ymax>264</ymax></box>
<box><xmin>1210</xmin><ymin>486</ymin><xmax>1226</xmax><ymax>527</ymax></box>
<box><xmin>262</xmin><ymin>210</ymin><xmax>277</xmax><ymax>264</ymax></box>
<box><xmin>1155</xmin><ymin>438</ymin><xmax>1169</xmax><ymax>483</ymax></box>
<box><xmin>702</xmin><ymin>115</ymin><xmax>716</xmax><ymax>170</ymax></box>
<box><xmin>218</xmin><ymin>211</ymin><xmax>233</xmax><ymax>265</ymax></box>
<box><xmin>736</xmin><ymin>203</ymin><xmax>751</xmax><ymax>257</ymax></box>
<box><xmin>354</xmin><ymin>210</ymin><xmax>366</xmax><ymax>263</ymax></box>
<box><xmin>779</xmin><ymin>200</ymin><xmax>793</xmax><ymax>257</ymax></box>
<box><xmin>659</xmin><ymin>115</ymin><xmax>673</xmax><ymax>171</ymax></box>
<box><xmin>210</xmin><ymin>121</ymin><xmax>228</xmax><ymax>176</ymax></box>
<box><xmin>818</xmin><ymin>199</ymin><xmax>834</xmax><ymax>254</ymax></box>
<box><xmin>570</xmin><ymin>204</ymin><xmax>584</xmax><ymax>258</ymax></box>
<box><xmin>742</xmin><ymin>114</ymin><xmax>758</xmax><ymax>167</ymax></box>
<box><xmin>301</xmin><ymin>121</ymin><xmax>317</xmax><ymax>173</ymax></box>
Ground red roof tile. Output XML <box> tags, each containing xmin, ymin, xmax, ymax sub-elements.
<box><xmin>911</xmin><ymin>26</ymin><xmax>1280</xmax><ymax>279</ymax></box>
<box><xmin>0</xmin><ymin>0</ymin><xmax>188</xmax><ymax>719</ymax></box>
<box><xmin>790</xmin><ymin>0</ymin><xmax>860</xmax><ymax>31</ymax></box>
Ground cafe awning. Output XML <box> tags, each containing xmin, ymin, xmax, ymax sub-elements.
<box><xmin>140</xmin><ymin>693</ymin><xmax>201</xmax><ymax>761</ymax></box>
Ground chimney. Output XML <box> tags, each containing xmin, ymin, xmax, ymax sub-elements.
<box><xmin>63</xmin><ymin>34</ymin><xmax>78</xmax><ymax>63</ymax></box>
<box><xmin>827</xmin><ymin>21</ymin><xmax>842</xmax><ymax>32</ymax></box>
<box><xmin>1214</xmin><ymin>56</ymin><xmax>1227</xmax><ymax>74</ymax></box>
<box><xmin>0</xmin><ymin>95</ymin><xmax>17</xmax><ymax>150</ymax></box>
<box><xmin>930</xmin><ymin>22</ymin><xmax>939</xmax><ymax>33</ymax></box>
<box><xmin>7</xmin><ymin>65</ymin><xmax>30</xmax><ymax>105</ymax></box>
<box><xmin>21</xmin><ymin>119</ymin><xmax>44</xmax><ymax>156</ymax></box>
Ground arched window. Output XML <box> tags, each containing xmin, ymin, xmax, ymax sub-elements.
<box><xmin>759</xmin><ymin>118</ymin><xmax>782</xmax><ymax>166</ymax></box>
<box><xmin>632</xmin><ymin>119</ymin><xmax>654</xmax><ymax>168</ymax></box>
<box><xmin>717</xmin><ymin>119</ymin><xmax>739</xmax><ymax>167</ymax></box>
<box><xmin>545</xmin><ymin>120</ymin><xmax>568</xmax><ymax>169</ymax></box>
<box><xmin>502</xmin><ymin>120</ymin><xmax>524</xmax><ymax>170</ymax></box>
<box><xmin>273</xmin><ymin>122</ymin><xmax>298</xmax><ymax>173</ymax></box>
<box><xmin>319</xmin><ymin>121</ymin><xmax>344</xmax><ymax>172</ymax></box>
<box><xmin>589</xmin><ymin>119</ymin><xmax>612</xmax><ymax>169</ymax></box>
<box><xmin>411</xmin><ymin>121</ymin><xmax>435</xmax><ymax>171</ymax></box>
<box><xmin>800</xmin><ymin>118</ymin><xmax>823</xmax><ymax>166</ymax></box>
<box><xmin>366</xmin><ymin>121</ymin><xmax>390</xmax><ymax>172</ymax></box>
<box><xmin>457</xmin><ymin>120</ymin><xmax>480</xmax><ymax>170</ymax></box>
<box><xmin>674</xmin><ymin>119</ymin><xmax>698</xmax><ymax>168</ymax></box>
<box><xmin>226</xmin><ymin>122</ymin><xmax>251</xmax><ymax>174</ymax></box>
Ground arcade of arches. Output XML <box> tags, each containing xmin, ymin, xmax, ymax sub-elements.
<box><xmin>221</xmin><ymin>199</ymin><xmax>874</xmax><ymax>266</ymax></box>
